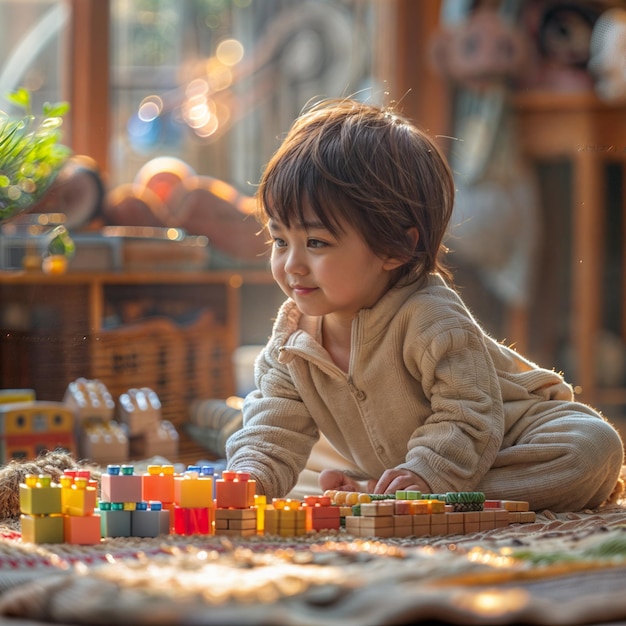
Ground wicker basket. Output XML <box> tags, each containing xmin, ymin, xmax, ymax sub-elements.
<box><xmin>90</xmin><ymin>311</ymin><xmax>235</xmax><ymax>429</ymax></box>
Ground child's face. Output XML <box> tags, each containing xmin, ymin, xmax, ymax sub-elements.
<box><xmin>268</xmin><ymin>206</ymin><xmax>402</xmax><ymax>321</ymax></box>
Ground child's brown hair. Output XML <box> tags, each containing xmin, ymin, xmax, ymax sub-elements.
<box><xmin>257</xmin><ymin>98</ymin><xmax>455</xmax><ymax>284</ymax></box>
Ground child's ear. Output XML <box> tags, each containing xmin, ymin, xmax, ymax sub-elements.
<box><xmin>382</xmin><ymin>227</ymin><xmax>419</xmax><ymax>270</ymax></box>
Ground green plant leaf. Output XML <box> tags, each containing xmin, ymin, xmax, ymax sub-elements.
<box><xmin>6</xmin><ymin>87</ymin><xmax>31</xmax><ymax>112</ymax></box>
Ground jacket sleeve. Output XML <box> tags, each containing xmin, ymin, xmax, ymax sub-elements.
<box><xmin>397</xmin><ymin>322</ymin><xmax>505</xmax><ymax>493</ymax></box>
<box><xmin>225</xmin><ymin>343</ymin><xmax>319</xmax><ymax>500</ymax></box>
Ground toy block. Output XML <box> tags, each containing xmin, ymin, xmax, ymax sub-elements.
<box><xmin>174</xmin><ymin>467</ymin><xmax>213</xmax><ymax>509</ymax></box>
<box><xmin>214</xmin><ymin>508</ymin><xmax>257</xmax><ymax>536</ymax></box>
<box><xmin>118</xmin><ymin>388</ymin><xmax>161</xmax><ymax>435</ymax></box>
<box><xmin>395</xmin><ymin>490</ymin><xmax>421</xmax><ymax>500</ymax></box>
<box><xmin>64</xmin><ymin>378</ymin><xmax>115</xmax><ymax>426</ymax></box>
<box><xmin>479</xmin><ymin>510</ymin><xmax>496</xmax><ymax>531</ymax></box>
<box><xmin>484</xmin><ymin>500</ymin><xmax>503</xmax><ymax>509</ymax></box>
<box><xmin>509</xmin><ymin>511</ymin><xmax>536</xmax><ymax>523</ymax></box>
<box><xmin>303</xmin><ymin>495</ymin><xmax>341</xmax><ymax>531</ymax></box>
<box><xmin>20</xmin><ymin>514</ymin><xmax>64</xmax><ymax>543</ymax></box>
<box><xmin>445</xmin><ymin>492</ymin><xmax>486</xmax><ymax>512</ymax></box>
<box><xmin>215</xmin><ymin>471</ymin><xmax>256</xmax><ymax>509</ymax></box>
<box><xmin>463</xmin><ymin>511</ymin><xmax>480</xmax><ymax>534</ymax></box>
<box><xmin>80</xmin><ymin>421</ymin><xmax>129</xmax><ymax>465</ymax></box>
<box><xmin>142</xmin><ymin>464</ymin><xmax>175</xmax><ymax>503</ymax></box>
<box><xmin>429</xmin><ymin>500</ymin><xmax>446</xmax><ymax>514</ymax></box>
<box><xmin>358</xmin><ymin>516</ymin><xmax>394</xmax><ymax>538</ymax></box>
<box><xmin>502</xmin><ymin>500</ymin><xmax>530</xmax><ymax>512</ymax></box>
<box><xmin>101</xmin><ymin>465</ymin><xmax>142</xmax><ymax>504</ymax></box>
<box><xmin>344</xmin><ymin>515</ymin><xmax>361</xmax><ymax>535</ymax></box>
<box><xmin>412</xmin><ymin>514</ymin><xmax>431</xmax><ymax>537</ymax></box>
<box><xmin>131</xmin><ymin>501</ymin><xmax>170</xmax><ymax>537</ymax></box>
<box><xmin>64</xmin><ymin>514</ymin><xmax>101</xmax><ymax>544</ymax></box>
<box><xmin>410</xmin><ymin>500</ymin><xmax>431</xmax><ymax>515</ymax></box>
<box><xmin>19</xmin><ymin>475</ymin><xmax>62</xmax><ymax>516</ymax></box>
<box><xmin>393</xmin><ymin>500</ymin><xmax>413</xmax><ymax>515</ymax></box>
<box><xmin>430</xmin><ymin>512</ymin><xmax>448</xmax><ymax>536</ymax></box>
<box><xmin>130</xmin><ymin>420</ymin><xmax>179</xmax><ymax>459</ymax></box>
<box><xmin>173</xmin><ymin>506</ymin><xmax>211</xmax><ymax>535</ymax></box>
<box><xmin>99</xmin><ymin>502</ymin><xmax>132</xmax><ymax>538</ymax></box>
<box><xmin>360</xmin><ymin>501</ymin><xmax>394</xmax><ymax>517</ymax></box>
<box><xmin>263</xmin><ymin>506</ymin><xmax>279</xmax><ymax>535</ymax></box>
<box><xmin>60</xmin><ymin>473</ymin><xmax>97</xmax><ymax>517</ymax></box>
<box><xmin>494</xmin><ymin>509</ymin><xmax>511</xmax><ymax>528</ymax></box>
<box><xmin>393</xmin><ymin>515</ymin><xmax>413</xmax><ymax>537</ymax></box>
<box><xmin>446</xmin><ymin>512</ymin><xmax>465</xmax><ymax>535</ymax></box>
<box><xmin>254</xmin><ymin>495</ymin><xmax>267</xmax><ymax>532</ymax></box>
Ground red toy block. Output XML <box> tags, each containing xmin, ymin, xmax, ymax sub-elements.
<box><xmin>173</xmin><ymin>506</ymin><xmax>211</xmax><ymax>535</ymax></box>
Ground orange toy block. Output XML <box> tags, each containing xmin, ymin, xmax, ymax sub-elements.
<box><xmin>412</xmin><ymin>514</ymin><xmax>431</xmax><ymax>537</ymax></box>
<box><xmin>463</xmin><ymin>511</ymin><xmax>480</xmax><ymax>534</ymax></box>
<box><xmin>215</xmin><ymin>471</ymin><xmax>255</xmax><ymax>509</ymax></box>
<box><xmin>64</xmin><ymin>514</ymin><xmax>101</xmax><ymax>544</ymax></box>
<box><xmin>142</xmin><ymin>464</ymin><xmax>175</xmax><ymax>503</ymax></box>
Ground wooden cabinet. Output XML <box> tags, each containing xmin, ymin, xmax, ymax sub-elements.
<box><xmin>0</xmin><ymin>270</ymin><xmax>275</xmax><ymax>427</ymax></box>
<box><xmin>515</xmin><ymin>91</ymin><xmax>626</xmax><ymax>411</ymax></box>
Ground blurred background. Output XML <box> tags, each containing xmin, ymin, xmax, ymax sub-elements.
<box><xmin>0</xmin><ymin>0</ymin><xmax>625</xmax><ymax>451</ymax></box>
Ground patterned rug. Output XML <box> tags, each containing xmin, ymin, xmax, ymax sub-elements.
<box><xmin>1</xmin><ymin>505</ymin><xmax>626</xmax><ymax>625</ymax></box>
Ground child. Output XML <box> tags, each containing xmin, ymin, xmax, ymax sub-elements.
<box><xmin>226</xmin><ymin>98</ymin><xmax>624</xmax><ymax>512</ymax></box>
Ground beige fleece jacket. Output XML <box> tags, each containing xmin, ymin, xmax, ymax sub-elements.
<box><xmin>226</xmin><ymin>274</ymin><xmax>620</xmax><ymax>505</ymax></box>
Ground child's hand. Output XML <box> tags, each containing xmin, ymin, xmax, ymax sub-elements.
<box><xmin>319</xmin><ymin>469</ymin><xmax>373</xmax><ymax>493</ymax></box>
<box><xmin>372</xmin><ymin>468</ymin><xmax>430</xmax><ymax>495</ymax></box>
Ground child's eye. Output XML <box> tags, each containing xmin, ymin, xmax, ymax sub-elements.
<box><xmin>307</xmin><ymin>238</ymin><xmax>327</xmax><ymax>249</ymax></box>
<box><xmin>272</xmin><ymin>237</ymin><xmax>287</xmax><ymax>248</ymax></box>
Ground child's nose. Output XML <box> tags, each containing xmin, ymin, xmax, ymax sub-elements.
<box><xmin>284</xmin><ymin>248</ymin><xmax>307</xmax><ymax>274</ymax></box>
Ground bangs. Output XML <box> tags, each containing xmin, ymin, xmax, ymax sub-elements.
<box><xmin>259</xmin><ymin>152</ymin><xmax>349</xmax><ymax>237</ymax></box>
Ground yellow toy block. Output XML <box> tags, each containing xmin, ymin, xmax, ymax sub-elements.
<box><xmin>60</xmin><ymin>473</ymin><xmax>97</xmax><ymax>517</ymax></box>
<box><xmin>254</xmin><ymin>494</ymin><xmax>267</xmax><ymax>532</ymax></box>
<box><xmin>21</xmin><ymin>514</ymin><xmax>64</xmax><ymax>543</ymax></box>
<box><xmin>64</xmin><ymin>514</ymin><xmax>101</xmax><ymax>544</ymax></box>
<box><xmin>142</xmin><ymin>464</ymin><xmax>175</xmax><ymax>503</ymax></box>
<box><xmin>174</xmin><ymin>468</ymin><xmax>213</xmax><ymax>509</ymax></box>
<box><xmin>19</xmin><ymin>475</ymin><xmax>62</xmax><ymax>516</ymax></box>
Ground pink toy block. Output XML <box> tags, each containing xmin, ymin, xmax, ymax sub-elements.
<box><xmin>101</xmin><ymin>465</ymin><xmax>142</xmax><ymax>504</ymax></box>
<box><xmin>215</xmin><ymin>471</ymin><xmax>255</xmax><ymax>509</ymax></box>
<box><xmin>64</xmin><ymin>514</ymin><xmax>101</xmax><ymax>544</ymax></box>
<box><xmin>142</xmin><ymin>464</ymin><xmax>175</xmax><ymax>503</ymax></box>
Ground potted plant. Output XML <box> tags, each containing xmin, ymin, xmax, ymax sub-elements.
<box><xmin>0</xmin><ymin>87</ymin><xmax>71</xmax><ymax>225</ymax></box>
